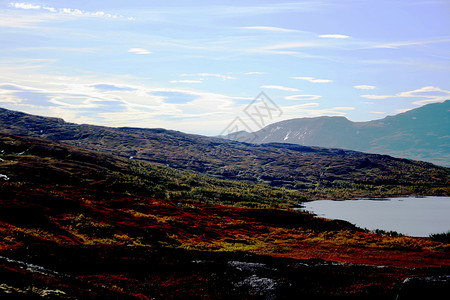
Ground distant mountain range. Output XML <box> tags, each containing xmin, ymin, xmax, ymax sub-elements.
<box><xmin>224</xmin><ymin>100</ymin><xmax>450</xmax><ymax>166</ymax></box>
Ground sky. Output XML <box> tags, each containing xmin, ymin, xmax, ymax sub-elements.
<box><xmin>0</xmin><ymin>0</ymin><xmax>449</xmax><ymax>136</ymax></box>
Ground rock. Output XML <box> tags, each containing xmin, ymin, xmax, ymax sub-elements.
<box><xmin>235</xmin><ymin>274</ymin><xmax>279</xmax><ymax>299</ymax></box>
<box><xmin>396</xmin><ymin>275</ymin><xmax>450</xmax><ymax>300</ymax></box>
<box><xmin>227</xmin><ymin>261</ymin><xmax>270</xmax><ymax>273</ymax></box>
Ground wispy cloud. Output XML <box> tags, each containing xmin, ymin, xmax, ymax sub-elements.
<box><xmin>244</xmin><ymin>72</ymin><xmax>266</xmax><ymax>75</ymax></box>
<box><xmin>280</xmin><ymin>103</ymin><xmax>356</xmax><ymax>119</ymax></box>
<box><xmin>361</xmin><ymin>95</ymin><xmax>392</xmax><ymax>99</ymax></box>
<box><xmin>263</xmin><ymin>42</ymin><xmax>322</xmax><ymax>50</ymax></box>
<box><xmin>0</xmin><ymin>73</ymin><xmax>248</xmax><ymax>134</ymax></box>
<box><xmin>170</xmin><ymin>80</ymin><xmax>203</xmax><ymax>84</ymax></box>
<box><xmin>0</xmin><ymin>12</ymin><xmax>56</xmax><ymax>28</ymax></box>
<box><xmin>319</xmin><ymin>34</ymin><xmax>350</xmax><ymax>39</ymax></box>
<box><xmin>333</xmin><ymin>107</ymin><xmax>355</xmax><ymax>110</ymax></box>
<box><xmin>285</xmin><ymin>94</ymin><xmax>322</xmax><ymax>101</ymax></box>
<box><xmin>260</xmin><ymin>85</ymin><xmax>299</xmax><ymax>92</ymax></box>
<box><xmin>373</xmin><ymin>38</ymin><xmax>450</xmax><ymax>49</ymax></box>
<box><xmin>240</xmin><ymin>26</ymin><xmax>299</xmax><ymax>32</ymax></box>
<box><xmin>291</xmin><ymin>76</ymin><xmax>333</xmax><ymax>83</ymax></box>
<box><xmin>128</xmin><ymin>48</ymin><xmax>152</xmax><ymax>55</ymax></box>
<box><xmin>361</xmin><ymin>86</ymin><xmax>450</xmax><ymax>105</ymax></box>
<box><xmin>354</xmin><ymin>85</ymin><xmax>376</xmax><ymax>90</ymax></box>
<box><xmin>10</xmin><ymin>3</ymin><xmax>40</xmax><ymax>9</ymax></box>
<box><xmin>9</xmin><ymin>2</ymin><xmax>134</xmax><ymax>20</ymax></box>
<box><xmin>248</xmin><ymin>41</ymin><xmax>325</xmax><ymax>57</ymax></box>
<box><xmin>180</xmin><ymin>73</ymin><xmax>237</xmax><ymax>80</ymax></box>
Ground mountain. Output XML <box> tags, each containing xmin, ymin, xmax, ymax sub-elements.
<box><xmin>226</xmin><ymin>100</ymin><xmax>450</xmax><ymax>166</ymax></box>
<box><xmin>0</xmin><ymin>107</ymin><xmax>449</xmax><ymax>199</ymax></box>
<box><xmin>1</xmin><ymin>132</ymin><xmax>449</xmax><ymax>299</ymax></box>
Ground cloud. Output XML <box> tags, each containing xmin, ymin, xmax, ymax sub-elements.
<box><xmin>370</xmin><ymin>111</ymin><xmax>386</xmax><ymax>114</ymax></box>
<box><xmin>128</xmin><ymin>48</ymin><xmax>152</xmax><ymax>55</ymax></box>
<box><xmin>249</xmin><ymin>42</ymin><xmax>325</xmax><ymax>57</ymax></box>
<box><xmin>263</xmin><ymin>42</ymin><xmax>321</xmax><ymax>50</ymax></box>
<box><xmin>332</xmin><ymin>107</ymin><xmax>355</xmax><ymax>111</ymax></box>
<box><xmin>240</xmin><ymin>26</ymin><xmax>298</xmax><ymax>32</ymax></box>
<box><xmin>291</xmin><ymin>76</ymin><xmax>333</xmax><ymax>83</ymax></box>
<box><xmin>180</xmin><ymin>73</ymin><xmax>237</xmax><ymax>80</ymax></box>
<box><xmin>319</xmin><ymin>34</ymin><xmax>350</xmax><ymax>39</ymax></box>
<box><xmin>0</xmin><ymin>72</ymin><xmax>253</xmax><ymax>135</ymax></box>
<box><xmin>43</xmin><ymin>6</ymin><xmax>56</xmax><ymax>13</ymax></box>
<box><xmin>373</xmin><ymin>38</ymin><xmax>450</xmax><ymax>49</ymax></box>
<box><xmin>260</xmin><ymin>85</ymin><xmax>299</xmax><ymax>92</ymax></box>
<box><xmin>9</xmin><ymin>2</ymin><xmax>132</xmax><ymax>20</ymax></box>
<box><xmin>361</xmin><ymin>94</ymin><xmax>392</xmax><ymax>99</ymax></box>
<box><xmin>354</xmin><ymin>85</ymin><xmax>376</xmax><ymax>90</ymax></box>
<box><xmin>361</xmin><ymin>86</ymin><xmax>450</xmax><ymax>105</ymax></box>
<box><xmin>395</xmin><ymin>108</ymin><xmax>412</xmax><ymax>114</ymax></box>
<box><xmin>285</xmin><ymin>94</ymin><xmax>322</xmax><ymax>101</ymax></box>
<box><xmin>91</xmin><ymin>84</ymin><xmax>136</xmax><ymax>91</ymax></box>
<box><xmin>170</xmin><ymin>80</ymin><xmax>203</xmax><ymax>84</ymax></box>
<box><xmin>278</xmin><ymin>103</ymin><xmax>357</xmax><ymax>120</ymax></box>
<box><xmin>10</xmin><ymin>3</ymin><xmax>40</xmax><ymax>9</ymax></box>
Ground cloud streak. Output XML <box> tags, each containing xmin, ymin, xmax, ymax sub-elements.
<box><xmin>9</xmin><ymin>2</ymin><xmax>134</xmax><ymax>20</ymax></box>
<box><xmin>260</xmin><ymin>85</ymin><xmax>299</xmax><ymax>92</ymax></box>
<box><xmin>10</xmin><ymin>3</ymin><xmax>40</xmax><ymax>9</ymax></box>
<box><xmin>170</xmin><ymin>80</ymin><xmax>203</xmax><ymax>84</ymax></box>
<box><xmin>240</xmin><ymin>26</ymin><xmax>299</xmax><ymax>32</ymax></box>
<box><xmin>373</xmin><ymin>38</ymin><xmax>450</xmax><ymax>49</ymax></box>
<box><xmin>128</xmin><ymin>48</ymin><xmax>152</xmax><ymax>55</ymax></box>
<box><xmin>354</xmin><ymin>85</ymin><xmax>376</xmax><ymax>90</ymax></box>
<box><xmin>285</xmin><ymin>94</ymin><xmax>322</xmax><ymax>101</ymax></box>
<box><xmin>319</xmin><ymin>34</ymin><xmax>350</xmax><ymax>39</ymax></box>
<box><xmin>180</xmin><ymin>73</ymin><xmax>237</xmax><ymax>80</ymax></box>
<box><xmin>291</xmin><ymin>77</ymin><xmax>333</xmax><ymax>83</ymax></box>
<box><xmin>361</xmin><ymin>86</ymin><xmax>450</xmax><ymax>105</ymax></box>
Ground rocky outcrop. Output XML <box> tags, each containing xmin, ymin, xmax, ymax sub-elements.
<box><xmin>396</xmin><ymin>275</ymin><xmax>450</xmax><ymax>300</ymax></box>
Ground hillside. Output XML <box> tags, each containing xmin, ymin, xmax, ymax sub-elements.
<box><xmin>1</xmin><ymin>132</ymin><xmax>449</xmax><ymax>299</ymax></box>
<box><xmin>0</xmin><ymin>133</ymin><xmax>305</xmax><ymax>207</ymax></box>
<box><xmin>225</xmin><ymin>100</ymin><xmax>450</xmax><ymax>166</ymax></box>
<box><xmin>0</xmin><ymin>107</ymin><xmax>449</xmax><ymax>199</ymax></box>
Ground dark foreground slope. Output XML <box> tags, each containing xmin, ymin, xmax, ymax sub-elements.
<box><xmin>1</xmin><ymin>133</ymin><xmax>449</xmax><ymax>299</ymax></box>
<box><xmin>226</xmin><ymin>100</ymin><xmax>450</xmax><ymax>166</ymax></box>
<box><xmin>0</xmin><ymin>107</ymin><xmax>449</xmax><ymax>199</ymax></box>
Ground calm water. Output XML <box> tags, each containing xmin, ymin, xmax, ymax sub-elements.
<box><xmin>300</xmin><ymin>196</ymin><xmax>450</xmax><ymax>237</ymax></box>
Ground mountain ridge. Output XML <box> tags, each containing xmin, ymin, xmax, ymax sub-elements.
<box><xmin>0</xmin><ymin>106</ymin><xmax>449</xmax><ymax>199</ymax></box>
<box><xmin>226</xmin><ymin>100</ymin><xmax>450</xmax><ymax>166</ymax></box>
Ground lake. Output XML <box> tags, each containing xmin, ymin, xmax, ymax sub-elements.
<box><xmin>299</xmin><ymin>196</ymin><xmax>450</xmax><ymax>237</ymax></box>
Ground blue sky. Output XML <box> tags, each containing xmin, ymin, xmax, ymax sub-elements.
<box><xmin>0</xmin><ymin>0</ymin><xmax>449</xmax><ymax>135</ymax></box>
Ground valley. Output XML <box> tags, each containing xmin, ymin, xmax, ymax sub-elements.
<box><xmin>0</xmin><ymin>108</ymin><xmax>449</xmax><ymax>298</ymax></box>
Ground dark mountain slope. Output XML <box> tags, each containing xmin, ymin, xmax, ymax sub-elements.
<box><xmin>0</xmin><ymin>133</ymin><xmax>305</xmax><ymax>207</ymax></box>
<box><xmin>0</xmin><ymin>132</ymin><xmax>449</xmax><ymax>299</ymax></box>
<box><xmin>0</xmin><ymin>107</ymin><xmax>449</xmax><ymax>198</ymax></box>
<box><xmin>229</xmin><ymin>100</ymin><xmax>450</xmax><ymax>166</ymax></box>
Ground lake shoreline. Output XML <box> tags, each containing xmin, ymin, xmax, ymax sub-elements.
<box><xmin>297</xmin><ymin>196</ymin><xmax>450</xmax><ymax>237</ymax></box>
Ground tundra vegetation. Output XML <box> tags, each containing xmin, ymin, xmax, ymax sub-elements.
<box><xmin>0</xmin><ymin>126</ymin><xmax>449</xmax><ymax>298</ymax></box>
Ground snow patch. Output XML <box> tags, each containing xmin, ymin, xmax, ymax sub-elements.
<box><xmin>284</xmin><ymin>130</ymin><xmax>292</xmax><ymax>141</ymax></box>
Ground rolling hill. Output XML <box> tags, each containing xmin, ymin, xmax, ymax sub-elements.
<box><xmin>225</xmin><ymin>100</ymin><xmax>450</xmax><ymax>166</ymax></box>
<box><xmin>1</xmin><ymin>132</ymin><xmax>449</xmax><ymax>299</ymax></box>
<box><xmin>0</xmin><ymin>107</ymin><xmax>449</xmax><ymax>199</ymax></box>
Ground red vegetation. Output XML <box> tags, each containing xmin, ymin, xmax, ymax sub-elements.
<box><xmin>1</xmin><ymin>183</ymin><xmax>449</xmax><ymax>298</ymax></box>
